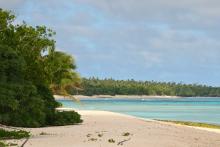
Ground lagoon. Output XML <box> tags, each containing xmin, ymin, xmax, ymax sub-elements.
<box><xmin>57</xmin><ymin>97</ymin><xmax>220</xmax><ymax>125</ymax></box>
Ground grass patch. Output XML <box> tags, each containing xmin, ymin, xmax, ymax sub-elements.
<box><xmin>88</xmin><ymin>138</ymin><xmax>97</xmax><ymax>142</ymax></box>
<box><xmin>97</xmin><ymin>133</ymin><xmax>103</xmax><ymax>137</ymax></box>
<box><xmin>7</xmin><ymin>142</ymin><xmax>17</xmax><ymax>146</ymax></box>
<box><xmin>0</xmin><ymin>141</ymin><xmax>7</xmax><ymax>147</ymax></box>
<box><xmin>86</xmin><ymin>134</ymin><xmax>92</xmax><ymax>137</ymax></box>
<box><xmin>158</xmin><ymin>120</ymin><xmax>220</xmax><ymax>129</ymax></box>
<box><xmin>108</xmin><ymin>139</ymin><xmax>115</xmax><ymax>143</ymax></box>
<box><xmin>122</xmin><ymin>132</ymin><xmax>130</xmax><ymax>136</ymax></box>
<box><xmin>0</xmin><ymin>129</ymin><xmax>30</xmax><ymax>140</ymax></box>
<box><xmin>39</xmin><ymin>132</ymin><xmax>50</xmax><ymax>136</ymax></box>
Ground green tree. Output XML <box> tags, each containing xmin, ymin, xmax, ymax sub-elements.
<box><xmin>44</xmin><ymin>51</ymin><xmax>81</xmax><ymax>96</ymax></box>
<box><xmin>0</xmin><ymin>9</ymin><xmax>82</xmax><ymax>127</ymax></box>
<box><xmin>74</xmin><ymin>78</ymin><xmax>220</xmax><ymax>97</ymax></box>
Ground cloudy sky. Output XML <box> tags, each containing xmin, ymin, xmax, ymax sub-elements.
<box><xmin>1</xmin><ymin>0</ymin><xmax>220</xmax><ymax>86</ymax></box>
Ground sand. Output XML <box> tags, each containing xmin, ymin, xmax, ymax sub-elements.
<box><xmin>8</xmin><ymin>110</ymin><xmax>220</xmax><ymax>147</ymax></box>
<box><xmin>54</xmin><ymin>95</ymin><xmax>182</xmax><ymax>100</ymax></box>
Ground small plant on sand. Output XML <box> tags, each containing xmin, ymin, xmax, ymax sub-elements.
<box><xmin>98</xmin><ymin>133</ymin><xmax>103</xmax><ymax>137</ymax></box>
<box><xmin>88</xmin><ymin>138</ymin><xmax>97</xmax><ymax>142</ymax></box>
<box><xmin>0</xmin><ymin>129</ymin><xmax>30</xmax><ymax>139</ymax></box>
<box><xmin>108</xmin><ymin>138</ymin><xmax>115</xmax><ymax>143</ymax></box>
<box><xmin>158</xmin><ymin>120</ymin><xmax>220</xmax><ymax>129</ymax></box>
<box><xmin>7</xmin><ymin>142</ymin><xmax>17</xmax><ymax>146</ymax></box>
<box><xmin>122</xmin><ymin>132</ymin><xmax>130</xmax><ymax>136</ymax></box>
<box><xmin>0</xmin><ymin>141</ymin><xmax>7</xmax><ymax>147</ymax></box>
<box><xmin>39</xmin><ymin>132</ymin><xmax>49</xmax><ymax>136</ymax></box>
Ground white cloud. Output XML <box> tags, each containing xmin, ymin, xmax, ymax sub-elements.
<box><xmin>1</xmin><ymin>0</ymin><xmax>220</xmax><ymax>85</ymax></box>
<box><xmin>0</xmin><ymin>0</ymin><xmax>27</xmax><ymax>9</ymax></box>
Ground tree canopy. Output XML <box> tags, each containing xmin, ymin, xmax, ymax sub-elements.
<box><xmin>70</xmin><ymin>78</ymin><xmax>220</xmax><ymax>97</ymax></box>
<box><xmin>0</xmin><ymin>9</ymin><xmax>81</xmax><ymax>127</ymax></box>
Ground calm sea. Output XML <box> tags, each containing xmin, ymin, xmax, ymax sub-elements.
<box><xmin>57</xmin><ymin>97</ymin><xmax>220</xmax><ymax>125</ymax></box>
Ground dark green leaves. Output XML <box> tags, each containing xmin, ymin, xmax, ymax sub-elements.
<box><xmin>0</xmin><ymin>9</ymin><xmax>82</xmax><ymax>127</ymax></box>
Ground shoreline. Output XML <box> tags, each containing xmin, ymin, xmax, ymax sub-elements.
<box><xmin>54</xmin><ymin>95</ymin><xmax>220</xmax><ymax>100</ymax></box>
<box><xmin>10</xmin><ymin>109</ymin><xmax>220</xmax><ymax>147</ymax></box>
<box><xmin>57</xmin><ymin>108</ymin><xmax>220</xmax><ymax>134</ymax></box>
<box><xmin>54</xmin><ymin>94</ymin><xmax>182</xmax><ymax>100</ymax></box>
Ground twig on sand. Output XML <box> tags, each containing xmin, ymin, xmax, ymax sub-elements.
<box><xmin>117</xmin><ymin>138</ymin><xmax>131</xmax><ymax>146</ymax></box>
<box><xmin>21</xmin><ymin>137</ymin><xmax>29</xmax><ymax>147</ymax></box>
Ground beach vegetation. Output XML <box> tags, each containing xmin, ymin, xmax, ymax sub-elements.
<box><xmin>39</xmin><ymin>132</ymin><xmax>49</xmax><ymax>136</ymax></box>
<box><xmin>108</xmin><ymin>138</ymin><xmax>115</xmax><ymax>143</ymax></box>
<box><xmin>0</xmin><ymin>129</ymin><xmax>30</xmax><ymax>139</ymax></box>
<box><xmin>0</xmin><ymin>9</ymin><xmax>81</xmax><ymax>127</ymax></box>
<box><xmin>88</xmin><ymin>138</ymin><xmax>97</xmax><ymax>142</ymax></box>
<box><xmin>159</xmin><ymin>120</ymin><xmax>220</xmax><ymax>129</ymax></box>
<box><xmin>0</xmin><ymin>141</ymin><xmax>7</xmax><ymax>147</ymax></box>
<box><xmin>122</xmin><ymin>132</ymin><xmax>130</xmax><ymax>136</ymax></box>
<box><xmin>86</xmin><ymin>134</ymin><xmax>92</xmax><ymax>137</ymax></box>
<box><xmin>72</xmin><ymin>78</ymin><xmax>220</xmax><ymax>97</ymax></box>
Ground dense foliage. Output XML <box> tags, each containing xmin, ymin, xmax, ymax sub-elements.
<box><xmin>70</xmin><ymin>78</ymin><xmax>220</xmax><ymax>97</ymax></box>
<box><xmin>0</xmin><ymin>129</ymin><xmax>30</xmax><ymax>139</ymax></box>
<box><xmin>0</xmin><ymin>9</ymin><xmax>82</xmax><ymax>127</ymax></box>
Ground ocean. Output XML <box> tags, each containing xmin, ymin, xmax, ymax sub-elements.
<box><xmin>57</xmin><ymin>97</ymin><xmax>220</xmax><ymax>125</ymax></box>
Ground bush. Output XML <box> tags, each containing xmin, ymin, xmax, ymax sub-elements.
<box><xmin>0</xmin><ymin>141</ymin><xmax>6</xmax><ymax>147</ymax></box>
<box><xmin>0</xmin><ymin>129</ymin><xmax>30</xmax><ymax>139</ymax></box>
<box><xmin>0</xmin><ymin>45</ymin><xmax>82</xmax><ymax>128</ymax></box>
<box><xmin>52</xmin><ymin>111</ymin><xmax>82</xmax><ymax>126</ymax></box>
<box><xmin>0</xmin><ymin>9</ymin><xmax>82</xmax><ymax>128</ymax></box>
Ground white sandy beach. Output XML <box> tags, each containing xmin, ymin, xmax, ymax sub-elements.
<box><xmin>54</xmin><ymin>95</ymin><xmax>182</xmax><ymax>100</ymax></box>
<box><xmin>8</xmin><ymin>110</ymin><xmax>220</xmax><ymax>147</ymax></box>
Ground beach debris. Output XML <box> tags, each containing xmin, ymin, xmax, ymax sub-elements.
<box><xmin>39</xmin><ymin>132</ymin><xmax>49</xmax><ymax>135</ymax></box>
<box><xmin>21</xmin><ymin>137</ymin><xmax>30</xmax><ymax>147</ymax></box>
<box><xmin>86</xmin><ymin>134</ymin><xmax>92</xmax><ymax>137</ymax></box>
<box><xmin>101</xmin><ymin>130</ymin><xmax>107</xmax><ymax>132</ymax></box>
<box><xmin>194</xmin><ymin>137</ymin><xmax>199</xmax><ymax>141</ymax></box>
<box><xmin>7</xmin><ymin>142</ymin><xmax>18</xmax><ymax>146</ymax></box>
<box><xmin>89</xmin><ymin>138</ymin><xmax>97</xmax><ymax>142</ymax></box>
<box><xmin>117</xmin><ymin>138</ymin><xmax>131</xmax><ymax>146</ymax></box>
<box><xmin>122</xmin><ymin>132</ymin><xmax>130</xmax><ymax>136</ymax></box>
<box><xmin>108</xmin><ymin>138</ymin><xmax>115</xmax><ymax>143</ymax></box>
<box><xmin>98</xmin><ymin>133</ymin><xmax>103</xmax><ymax>137</ymax></box>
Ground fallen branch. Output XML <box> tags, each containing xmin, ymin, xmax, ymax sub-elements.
<box><xmin>21</xmin><ymin>137</ymin><xmax>29</xmax><ymax>147</ymax></box>
<box><xmin>117</xmin><ymin>138</ymin><xmax>131</xmax><ymax>146</ymax></box>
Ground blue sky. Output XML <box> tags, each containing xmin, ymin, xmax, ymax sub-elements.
<box><xmin>1</xmin><ymin>0</ymin><xmax>220</xmax><ymax>86</ymax></box>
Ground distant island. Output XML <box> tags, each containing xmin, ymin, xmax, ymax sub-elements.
<box><xmin>67</xmin><ymin>78</ymin><xmax>220</xmax><ymax>97</ymax></box>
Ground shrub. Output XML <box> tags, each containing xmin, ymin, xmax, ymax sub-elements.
<box><xmin>0</xmin><ymin>129</ymin><xmax>30</xmax><ymax>139</ymax></box>
<box><xmin>0</xmin><ymin>9</ymin><xmax>82</xmax><ymax>128</ymax></box>
<box><xmin>0</xmin><ymin>141</ymin><xmax>6</xmax><ymax>147</ymax></box>
<box><xmin>0</xmin><ymin>45</ymin><xmax>82</xmax><ymax>128</ymax></box>
<box><xmin>52</xmin><ymin>111</ymin><xmax>82</xmax><ymax>126</ymax></box>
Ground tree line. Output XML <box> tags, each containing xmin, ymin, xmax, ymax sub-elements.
<box><xmin>0</xmin><ymin>9</ymin><xmax>81</xmax><ymax>127</ymax></box>
<box><xmin>69</xmin><ymin>78</ymin><xmax>220</xmax><ymax>97</ymax></box>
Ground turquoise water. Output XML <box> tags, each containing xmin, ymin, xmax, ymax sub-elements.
<box><xmin>57</xmin><ymin>97</ymin><xmax>220</xmax><ymax>125</ymax></box>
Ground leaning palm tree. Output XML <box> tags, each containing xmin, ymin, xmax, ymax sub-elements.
<box><xmin>43</xmin><ymin>50</ymin><xmax>81</xmax><ymax>101</ymax></box>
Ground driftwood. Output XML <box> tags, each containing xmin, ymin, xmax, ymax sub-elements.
<box><xmin>117</xmin><ymin>138</ymin><xmax>131</xmax><ymax>146</ymax></box>
<box><xmin>21</xmin><ymin>137</ymin><xmax>29</xmax><ymax>147</ymax></box>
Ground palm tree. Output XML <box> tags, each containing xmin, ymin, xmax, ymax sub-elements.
<box><xmin>44</xmin><ymin>50</ymin><xmax>81</xmax><ymax>100</ymax></box>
